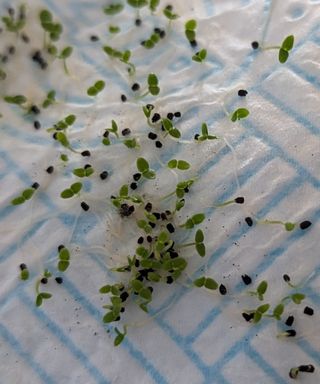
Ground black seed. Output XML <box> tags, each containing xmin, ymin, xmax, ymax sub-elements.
<box><xmin>41</xmin><ymin>277</ymin><xmax>48</xmax><ymax>284</ymax></box>
<box><xmin>145</xmin><ymin>202</ymin><xmax>152</xmax><ymax>212</ymax></box>
<box><xmin>128</xmin><ymin>205</ymin><xmax>135</xmax><ymax>214</ymax></box>
<box><xmin>81</xmin><ymin>150</ymin><xmax>91</xmax><ymax>157</ymax></box>
<box><xmin>120</xmin><ymin>292</ymin><xmax>129</xmax><ymax>302</ymax></box>
<box><xmin>148</xmin><ymin>132</ymin><xmax>157</xmax><ymax>140</ymax></box>
<box><xmin>40</xmin><ymin>61</ymin><xmax>48</xmax><ymax>70</ymax></box>
<box><xmin>21</xmin><ymin>33</ymin><xmax>30</xmax><ymax>43</ymax></box>
<box><xmin>161</xmin><ymin>213</ymin><xmax>167</xmax><ymax>220</ymax></box>
<box><xmin>19</xmin><ymin>263</ymin><xmax>27</xmax><ymax>270</ymax></box>
<box><xmin>136</xmin><ymin>275</ymin><xmax>143</xmax><ymax>282</ymax></box>
<box><xmin>166</xmin><ymin>223</ymin><xmax>175</xmax><ymax>233</ymax></box>
<box><xmin>103</xmin><ymin>130</ymin><xmax>109</xmax><ymax>138</ymax></box>
<box><xmin>174</xmin><ymin>111</ymin><xmax>181</xmax><ymax>118</ymax></box>
<box><xmin>245</xmin><ymin>217</ymin><xmax>253</xmax><ymax>227</ymax></box>
<box><xmin>167</xmin><ymin>112</ymin><xmax>174</xmax><ymax>120</ymax></box>
<box><xmin>153</xmin><ymin>212</ymin><xmax>160</xmax><ymax>220</ymax></box>
<box><xmin>120</xmin><ymin>307</ymin><xmax>125</xmax><ymax>313</ymax></box>
<box><xmin>34</xmin><ymin>120</ymin><xmax>41</xmax><ymax>129</ymax></box>
<box><xmin>146</xmin><ymin>235</ymin><xmax>153</xmax><ymax>243</ymax></box>
<box><xmin>300</xmin><ymin>220</ymin><xmax>312</xmax><ymax>230</ymax></box>
<box><xmin>115</xmin><ymin>316</ymin><xmax>120</xmax><ymax>321</ymax></box>
<box><xmin>46</xmin><ymin>166</ymin><xmax>54</xmax><ymax>174</ymax></box>
<box><xmin>32</xmin><ymin>50</ymin><xmax>41</xmax><ymax>62</ymax></box>
<box><xmin>169</xmin><ymin>251</ymin><xmax>179</xmax><ymax>259</ymax></box>
<box><xmin>32</xmin><ymin>182</ymin><xmax>40</xmax><ymax>189</ymax></box>
<box><xmin>8</xmin><ymin>45</ymin><xmax>15</xmax><ymax>55</ymax></box>
<box><xmin>135</xmin><ymin>18</ymin><xmax>142</xmax><ymax>26</ymax></box>
<box><xmin>84</xmin><ymin>164</ymin><xmax>91</xmax><ymax>169</ymax></box>
<box><xmin>241</xmin><ymin>274</ymin><xmax>252</xmax><ymax>285</ymax></box>
<box><xmin>121</xmin><ymin>128</ymin><xmax>131</xmax><ymax>136</ymax></box>
<box><xmin>235</xmin><ymin>196</ymin><xmax>244</xmax><ymax>204</ymax></box>
<box><xmin>30</xmin><ymin>105</ymin><xmax>40</xmax><ymax>114</ymax></box>
<box><xmin>133</xmin><ymin>173</ymin><xmax>141</xmax><ymax>181</ymax></box>
<box><xmin>159</xmin><ymin>30</ymin><xmax>166</xmax><ymax>39</ymax></box>
<box><xmin>219</xmin><ymin>284</ymin><xmax>227</xmax><ymax>295</ymax></box>
<box><xmin>134</xmin><ymin>260</ymin><xmax>140</xmax><ymax>268</ymax></box>
<box><xmin>194</xmin><ymin>134</ymin><xmax>199</xmax><ymax>140</ymax></box>
<box><xmin>165</xmin><ymin>5</ymin><xmax>173</xmax><ymax>11</ymax></box>
<box><xmin>121</xmin><ymin>94</ymin><xmax>127</xmax><ymax>102</ymax></box>
<box><xmin>285</xmin><ymin>315</ymin><xmax>294</xmax><ymax>327</ymax></box>
<box><xmin>242</xmin><ymin>312</ymin><xmax>254</xmax><ymax>322</ymax></box>
<box><xmin>8</xmin><ymin>7</ymin><xmax>14</xmax><ymax>16</ymax></box>
<box><xmin>251</xmin><ymin>41</ymin><xmax>259</xmax><ymax>49</ymax></box>
<box><xmin>166</xmin><ymin>276</ymin><xmax>174</xmax><ymax>284</ymax></box>
<box><xmin>149</xmin><ymin>221</ymin><xmax>156</xmax><ymax>229</ymax></box>
<box><xmin>283</xmin><ymin>274</ymin><xmax>291</xmax><ymax>282</ymax></box>
<box><xmin>81</xmin><ymin>201</ymin><xmax>90</xmax><ymax>211</ymax></box>
<box><xmin>146</xmin><ymin>104</ymin><xmax>154</xmax><ymax>110</ymax></box>
<box><xmin>154</xmin><ymin>27</ymin><xmax>161</xmax><ymax>34</ymax></box>
<box><xmin>58</xmin><ymin>244</ymin><xmax>65</xmax><ymax>252</ymax></box>
<box><xmin>285</xmin><ymin>329</ymin><xmax>296</xmax><ymax>337</ymax></box>
<box><xmin>303</xmin><ymin>306</ymin><xmax>314</xmax><ymax>316</ymax></box>
<box><xmin>190</xmin><ymin>40</ymin><xmax>197</xmax><ymax>47</ymax></box>
<box><xmin>55</xmin><ymin>277</ymin><xmax>63</xmax><ymax>284</ymax></box>
<box><xmin>298</xmin><ymin>365</ymin><xmax>315</xmax><ymax>373</ymax></box>
<box><xmin>100</xmin><ymin>171</ymin><xmax>108</xmax><ymax>180</ymax></box>
<box><xmin>137</xmin><ymin>236</ymin><xmax>144</xmax><ymax>244</ymax></box>
<box><xmin>131</xmin><ymin>83</ymin><xmax>140</xmax><ymax>91</ymax></box>
<box><xmin>238</xmin><ymin>89</ymin><xmax>248</xmax><ymax>97</ymax></box>
<box><xmin>155</xmin><ymin>141</ymin><xmax>162</xmax><ymax>148</ymax></box>
<box><xmin>53</xmin><ymin>132</ymin><xmax>58</xmax><ymax>140</ymax></box>
<box><xmin>90</xmin><ymin>35</ymin><xmax>99</xmax><ymax>41</ymax></box>
<box><xmin>151</xmin><ymin>113</ymin><xmax>161</xmax><ymax>123</ymax></box>
<box><xmin>130</xmin><ymin>182</ymin><xmax>137</xmax><ymax>190</ymax></box>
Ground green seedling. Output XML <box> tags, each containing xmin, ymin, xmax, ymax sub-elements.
<box><xmin>179</xmin><ymin>229</ymin><xmax>206</xmax><ymax>256</ymax></box>
<box><xmin>47</xmin><ymin>114</ymin><xmax>76</xmax><ymax>132</ymax></box>
<box><xmin>2</xmin><ymin>4</ymin><xmax>26</xmax><ymax>33</ymax></box>
<box><xmin>248</xmin><ymin>280</ymin><xmax>268</xmax><ymax>301</ymax></box>
<box><xmin>102</xmin><ymin>120</ymin><xmax>119</xmax><ymax>145</ymax></box>
<box><xmin>192</xmin><ymin>49</ymin><xmax>207</xmax><ymax>63</ymax></box>
<box><xmin>73</xmin><ymin>165</ymin><xmax>94</xmax><ymax>178</ymax></box>
<box><xmin>57</xmin><ymin>246</ymin><xmax>70</xmax><ymax>272</ymax></box>
<box><xmin>139</xmin><ymin>73</ymin><xmax>160</xmax><ymax>97</ymax></box>
<box><xmin>167</xmin><ymin>159</ymin><xmax>190</xmax><ymax>170</ymax></box>
<box><xmin>103</xmin><ymin>46</ymin><xmax>136</xmax><ymax>75</ymax></box>
<box><xmin>123</xmin><ymin>138</ymin><xmax>140</xmax><ymax>149</ymax></box>
<box><xmin>195</xmin><ymin>123</ymin><xmax>219</xmax><ymax>141</ymax></box>
<box><xmin>111</xmin><ymin>184</ymin><xmax>143</xmax><ymax>209</ymax></box>
<box><xmin>3</xmin><ymin>95</ymin><xmax>28</xmax><ymax>110</ymax></box>
<box><xmin>109</xmin><ymin>25</ymin><xmax>120</xmax><ymax>34</ymax></box>
<box><xmin>258</xmin><ymin>219</ymin><xmax>296</xmax><ymax>231</ymax></box>
<box><xmin>231</xmin><ymin>108</ymin><xmax>250</xmax><ymax>122</ymax></box>
<box><xmin>194</xmin><ymin>276</ymin><xmax>219</xmax><ymax>290</ymax></box>
<box><xmin>180</xmin><ymin>213</ymin><xmax>205</xmax><ymax>229</ymax></box>
<box><xmin>289</xmin><ymin>365</ymin><xmax>315</xmax><ymax>380</ymax></box>
<box><xmin>19</xmin><ymin>264</ymin><xmax>29</xmax><ymax>280</ymax></box>
<box><xmin>47</xmin><ymin>46</ymin><xmax>73</xmax><ymax>75</ymax></box>
<box><xmin>136</xmin><ymin>157</ymin><xmax>156</xmax><ymax>179</ymax></box>
<box><xmin>103</xmin><ymin>3</ymin><xmax>124</xmax><ymax>15</ymax></box>
<box><xmin>127</xmin><ymin>0</ymin><xmax>148</xmax><ymax>8</ymax></box>
<box><xmin>87</xmin><ymin>80</ymin><xmax>105</xmax><ymax>96</ymax></box>
<box><xmin>39</xmin><ymin>9</ymin><xmax>63</xmax><ymax>48</ymax></box>
<box><xmin>114</xmin><ymin>326</ymin><xmax>128</xmax><ymax>346</ymax></box>
<box><xmin>60</xmin><ymin>182</ymin><xmax>82</xmax><ymax>199</ymax></box>
<box><xmin>42</xmin><ymin>90</ymin><xmax>56</xmax><ymax>108</ymax></box>
<box><xmin>150</xmin><ymin>0</ymin><xmax>160</xmax><ymax>12</ymax></box>
<box><xmin>162</xmin><ymin>118</ymin><xmax>180</xmax><ymax>138</ymax></box>
<box><xmin>11</xmin><ymin>183</ymin><xmax>39</xmax><ymax>205</ymax></box>
<box><xmin>262</xmin><ymin>35</ymin><xmax>294</xmax><ymax>64</ymax></box>
<box><xmin>185</xmin><ymin>19</ymin><xmax>197</xmax><ymax>45</ymax></box>
<box><xmin>142</xmin><ymin>32</ymin><xmax>161</xmax><ymax>49</ymax></box>
<box><xmin>0</xmin><ymin>68</ymin><xmax>6</xmax><ymax>80</ymax></box>
<box><xmin>163</xmin><ymin>5</ymin><xmax>179</xmax><ymax>20</ymax></box>
<box><xmin>35</xmin><ymin>272</ymin><xmax>52</xmax><ymax>307</ymax></box>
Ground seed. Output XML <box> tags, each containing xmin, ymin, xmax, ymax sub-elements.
<box><xmin>166</xmin><ymin>276</ymin><xmax>174</xmax><ymax>284</ymax></box>
<box><xmin>285</xmin><ymin>315</ymin><xmax>294</xmax><ymax>327</ymax></box>
<box><xmin>219</xmin><ymin>284</ymin><xmax>227</xmax><ymax>295</ymax></box>
<box><xmin>103</xmin><ymin>130</ymin><xmax>109</xmax><ymax>138</ymax></box>
<box><xmin>190</xmin><ymin>40</ymin><xmax>198</xmax><ymax>48</ymax></box>
<box><xmin>194</xmin><ymin>134</ymin><xmax>199</xmax><ymax>140</ymax></box>
<box><xmin>149</xmin><ymin>222</ymin><xmax>156</xmax><ymax>229</ymax></box>
<box><xmin>131</xmin><ymin>83</ymin><xmax>140</xmax><ymax>91</ymax></box>
<box><xmin>242</xmin><ymin>312</ymin><xmax>254</xmax><ymax>322</ymax></box>
<box><xmin>148</xmin><ymin>132</ymin><xmax>157</xmax><ymax>140</ymax></box>
<box><xmin>133</xmin><ymin>173</ymin><xmax>141</xmax><ymax>181</ymax></box>
<box><xmin>81</xmin><ymin>202</ymin><xmax>90</xmax><ymax>211</ymax></box>
<box><xmin>46</xmin><ymin>166</ymin><xmax>54</xmax><ymax>174</ymax></box>
<box><xmin>146</xmin><ymin>236</ymin><xmax>153</xmax><ymax>243</ymax></box>
<box><xmin>153</xmin><ymin>212</ymin><xmax>160</xmax><ymax>220</ymax></box>
<box><xmin>167</xmin><ymin>112</ymin><xmax>174</xmax><ymax>120</ymax></box>
<box><xmin>32</xmin><ymin>182</ymin><xmax>40</xmax><ymax>189</ymax></box>
<box><xmin>165</xmin><ymin>5</ymin><xmax>173</xmax><ymax>11</ymax></box>
<box><xmin>41</xmin><ymin>277</ymin><xmax>48</xmax><ymax>284</ymax></box>
<box><xmin>170</xmin><ymin>251</ymin><xmax>179</xmax><ymax>259</ymax></box>
<box><xmin>161</xmin><ymin>213</ymin><xmax>167</xmax><ymax>220</ymax></box>
<box><xmin>166</xmin><ymin>223</ymin><xmax>175</xmax><ymax>233</ymax></box>
<box><xmin>34</xmin><ymin>120</ymin><xmax>41</xmax><ymax>130</ymax></box>
<box><xmin>238</xmin><ymin>89</ymin><xmax>248</xmax><ymax>97</ymax></box>
<box><xmin>298</xmin><ymin>365</ymin><xmax>315</xmax><ymax>373</ymax></box>
<box><xmin>120</xmin><ymin>291</ymin><xmax>129</xmax><ymax>302</ymax></box>
<box><xmin>145</xmin><ymin>202</ymin><xmax>152</xmax><ymax>212</ymax></box>
<box><xmin>19</xmin><ymin>263</ymin><xmax>27</xmax><ymax>270</ymax></box>
<box><xmin>154</xmin><ymin>28</ymin><xmax>161</xmax><ymax>34</ymax></box>
<box><xmin>303</xmin><ymin>306</ymin><xmax>314</xmax><ymax>316</ymax></box>
<box><xmin>8</xmin><ymin>45</ymin><xmax>15</xmax><ymax>55</ymax></box>
<box><xmin>121</xmin><ymin>94</ymin><xmax>127</xmax><ymax>102</ymax></box>
<box><xmin>130</xmin><ymin>182</ymin><xmax>137</xmax><ymax>190</ymax></box>
<box><xmin>8</xmin><ymin>7</ymin><xmax>14</xmax><ymax>16</ymax></box>
<box><xmin>21</xmin><ymin>33</ymin><xmax>30</xmax><ymax>43</ymax></box>
<box><xmin>134</xmin><ymin>260</ymin><xmax>140</xmax><ymax>268</ymax></box>
<box><xmin>30</xmin><ymin>105</ymin><xmax>40</xmax><ymax>114</ymax></box>
<box><xmin>245</xmin><ymin>217</ymin><xmax>253</xmax><ymax>227</ymax></box>
<box><xmin>100</xmin><ymin>171</ymin><xmax>109</xmax><ymax>180</ymax></box>
<box><xmin>137</xmin><ymin>236</ymin><xmax>144</xmax><ymax>244</ymax></box>
<box><xmin>81</xmin><ymin>150</ymin><xmax>91</xmax><ymax>157</ymax></box>
<box><xmin>300</xmin><ymin>220</ymin><xmax>312</xmax><ymax>230</ymax></box>
<box><xmin>234</xmin><ymin>197</ymin><xmax>244</xmax><ymax>204</ymax></box>
<box><xmin>121</xmin><ymin>128</ymin><xmax>131</xmax><ymax>136</ymax></box>
<box><xmin>148</xmin><ymin>286</ymin><xmax>153</xmax><ymax>293</ymax></box>
<box><xmin>115</xmin><ymin>316</ymin><xmax>120</xmax><ymax>321</ymax></box>
<box><xmin>58</xmin><ymin>245</ymin><xmax>65</xmax><ymax>252</ymax></box>
<box><xmin>55</xmin><ymin>277</ymin><xmax>63</xmax><ymax>284</ymax></box>
<box><xmin>284</xmin><ymin>329</ymin><xmax>296</xmax><ymax>337</ymax></box>
<box><xmin>174</xmin><ymin>111</ymin><xmax>181</xmax><ymax>118</ymax></box>
<box><xmin>155</xmin><ymin>141</ymin><xmax>162</xmax><ymax>148</ymax></box>
<box><xmin>90</xmin><ymin>35</ymin><xmax>99</xmax><ymax>41</ymax></box>
<box><xmin>84</xmin><ymin>164</ymin><xmax>91</xmax><ymax>169</ymax></box>
<box><xmin>151</xmin><ymin>113</ymin><xmax>161</xmax><ymax>123</ymax></box>
<box><xmin>251</xmin><ymin>41</ymin><xmax>259</xmax><ymax>49</ymax></box>
<box><xmin>241</xmin><ymin>274</ymin><xmax>252</xmax><ymax>285</ymax></box>
<box><xmin>40</xmin><ymin>61</ymin><xmax>48</xmax><ymax>70</ymax></box>
<box><xmin>283</xmin><ymin>274</ymin><xmax>291</xmax><ymax>282</ymax></box>
<box><xmin>135</xmin><ymin>18</ymin><xmax>142</xmax><ymax>26</ymax></box>
<box><xmin>159</xmin><ymin>30</ymin><xmax>166</xmax><ymax>39</ymax></box>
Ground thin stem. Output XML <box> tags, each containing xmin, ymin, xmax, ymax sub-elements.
<box><xmin>63</xmin><ymin>59</ymin><xmax>70</xmax><ymax>76</ymax></box>
<box><xmin>261</xmin><ymin>45</ymin><xmax>281</xmax><ymax>51</ymax></box>
<box><xmin>161</xmin><ymin>190</ymin><xmax>176</xmax><ymax>201</ymax></box>
<box><xmin>177</xmin><ymin>242</ymin><xmax>196</xmax><ymax>249</ymax></box>
<box><xmin>258</xmin><ymin>219</ymin><xmax>283</xmax><ymax>225</ymax></box>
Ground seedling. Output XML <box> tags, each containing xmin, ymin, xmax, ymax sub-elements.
<box><xmin>114</xmin><ymin>326</ymin><xmax>127</xmax><ymax>346</ymax></box>
<box><xmin>111</xmin><ymin>184</ymin><xmax>143</xmax><ymax>209</ymax></box>
<box><xmin>47</xmin><ymin>46</ymin><xmax>73</xmax><ymax>75</ymax></box>
<box><xmin>19</xmin><ymin>263</ymin><xmax>29</xmax><ymax>280</ymax></box>
<box><xmin>103</xmin><ymin>46</ymin><xmax>136</xmax><ymax>75</ymax></box>
<box><xmin>194</xmin><ymin>276</ymin><xmax>219</xmax><ymax>290</ymax></box>
<box><xmin>42</xmin><ymin>90</ymin><xmax>56</xmax><ymax>108</ymax></box>
<box><xmin>163</xmin><ymin>5</ymin><xmax>179</xmax><ymax>21</ymax></box>
<box><xmin>109</xmin><ymin>25</ymin><xmax>120</xmax><ymax>34</ymax></box>
<box><xmin>195</xmin><ymin>123</ymin><xmax>219</xmax><ymax>141</ymax></box>
<box><xmin>185</xmin><ymin>19</ymin><xmax>197</xmax><ymax>46</ymax></box>
<box><xmin>167</xmin><ymin>159</ymin><xmax>190</xmax><ymax>170</ymax></box>
<box><xmin>3</xmin><ymin>95</ymin><xmax>28</xmax><ymax>110</ymax></box>
<box><xmin>87</xmin><ymin>80</ymin><xmax>105</xmax><ymax>96</ymax></box>
<box><xmin>2</xmin><ymin>5</ymin><xmax>26</xmax><ymax>33</ymax></box>
<box><xmin>139</xmin><ymin>74</ymin><xmax>160</xmax><ymax>97</ymax></box>
<box><xmin>60</xmin><ymin>182</ymin><xmax>82</xmax><ymax>199</ymax></box>
<box><xmin>35</xmin><ymin>270</ymin><xmax>53</xmax><ymax>306</ymax></box>
<box><xmin>180</xmin><ymin>213</ymin><xmax>205</xmax><ymax>229</ymax></box>
<box><xmin>103</xmin><ymin>3</ymin><xmax>124</xmax><ymax>15</ymax></box>
<box><xmin>192</xmin><ymin>49</ymin><xmax>207</xmax><ymax>63</ymax></box>
<box><xmin>261</xmin><ymin>35</ymin><xmax>295</xmax><ymax>64</ymax></box>
<box><xmin>47</xmin><ymin>114</ymin><xmax>76</xmax><ymax>132</ymax></box>
<box><xmin>141</xmin><ymin>31</ymin><xmax>161</xmax><ymax>49</ymax></box>
<box><xmin>11</xmin><ymin>183</ymin><xmax>39</xmax><ymax>205</ymax></box>
<box><xmin>57</xmin><ymin>245</ymin><xmax>71</xmax><ymax>271</ymax></box>
<box><xmin>179</xmin><ymin>229</ymin><xmax>206</xmax><ymax>256</ymax></box>
<box><xmin>248</xmin><ymin>280</ymin><xmax>268</xmax><ymax>301</ymax></box>
<box><xmin>136</xmin><ymin>157</ymin><xmax>156</xmax><ymax>179</ymax></box>
<box><xmin>0</xmin><ymin>68</ymin><xmax>6</xmax><ymax>80</ymax></box>
<box><xmin>102</xmin><ymin>120</ymin><xmax>119</xmax><ymax>145</ymax></box>
<box><xmin>230</xmin><ymin>108</ymin><xmax>250</xmax><ymax>122</ymax></box>
<box><xmin>127</xmin><ymin>0</ymin><xmax>148</xmax><ymax>8</ymax></box>
<box><xmin>123</xmin><ymin>138</ymin><xmax>140</xmax><ymax>149</ymax></box>
<box><xmin>215</xmin><ymin>196</ymin><xmax>245</xmax><ymax>207</ymax></box>
<box><xmin>258</xmin><ymin>219</ymin><xmax>296</xmax><ymax>231</ymax></box>
<box><xmin>149</xmin><ymin>0</ymin><xmax>160</xmax><ymax>13</ymax></box>
<box><xmin>162</xmin><ymin>118</ymin><xmax>181</xmax><ymax>138</ymax></box>
<box><xmin>72</xmin><ymin>165</ymin><xmax>94</xmax><ymax>178</ymax></box>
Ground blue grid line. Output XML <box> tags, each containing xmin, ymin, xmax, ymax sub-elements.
<box><xmin>0</xmin><ymin>322</ymin><xmax>55</xmax><ymax>384</ymax></box>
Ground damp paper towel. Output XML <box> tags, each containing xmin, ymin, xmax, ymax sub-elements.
<box><xmin>0</xmin><ymin>0</ymin><xmax>320</xmax><ymax>383</ymax></box>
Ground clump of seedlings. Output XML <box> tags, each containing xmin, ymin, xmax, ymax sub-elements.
<box><xmin>103</xmin><ymin>46</ymin><xmax>136</xmax><ymax>75</ymax></box>
<box><xmin>2</xmin><ymin>4</ymin><xmax>26</xmax><ymax>34</ymax></box>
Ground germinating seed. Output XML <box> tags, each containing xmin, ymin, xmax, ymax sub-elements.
<box><xmin>298</xmin><ymin>365</ymin><xmax>315</xmax><ymax>372</ymax></box>
<box><xmin>235</xmin><ymin>197</ymin><xmax>244</xmax><ymax>204</ymax></box>
<box><xmin>55</xmin><ymin>277</ymin><xmax>63</xmax><ymax>284</ymax></box>
<box><xmin>100</xmin><ymin>171</ymin><xmax>108</xmax><ymax>180</ymax></box>
<box><xmin>285</xmin><ymin>315</ymin><xmax>294</xmax><ymax>326</ymax></box>
<box><xmin>241</xmin><ymin>274</ymin><xmax>252</xmax><ymax>285</ymax></box>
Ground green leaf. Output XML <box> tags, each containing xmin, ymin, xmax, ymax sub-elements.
<box><xmin>291</xmin><ymin>293</ymin><xmax>305</xmax><ymax>304</ymax></box>
<box><xmin>40</xmin><ymin>292</ymin><xmax>52</xmax><ymax>299</ymax></box>
<box><xmin>11</xmin><ymin>196</ymin><xmax>26</xmax><ymax>205</ymax></box>
<box><xmin>85</xmin><ymin>167</ymin><xmax>94</xmax><ymax>177</ymax></box>
<box><xmin>163</xmin><ymin>8</ymin><xmax>179</xmax><ymax>20</ymax></box>
<box><xmin>284</xmin><ymin>222</ymin><xmax>295</xmax><ymax>231</ymax></box>
<box><xmin>231</xmin><ymin>108</ymin><xmax>250</xmax><ymax>122</ymax></box>
<box><xmin>123</xmin><ymin>138</ymin><xmax>138</xmax><ymax>149</ymax></box>
<box><xmin>99</xmin><ymin>285</ymin><xmax>111</xmax><ymax>294</ymax></box>
<box><xmin>253</xmin><ymin>311</ymin><xmax>262</xmax><ymax>323</ymax></box>
<box><xmin>185</xmin><ymin>30</ymin><xmax>195</xmax><ymax>42</ymax></box>
<box><xmin>169</xmin><ymin>128</ymin><xmax>181</xmax><ymax>138</ymax></box>
<box><xmin>58</xmin><ymin>260</ymin><xmax>70</xmax><ymax>272</ymax></box>
<box><xmin>65</xmin><ymin>114</ymin><xmax>76</xmax><ymax>125</ymax></box>
<box><xmin>196</xmin><ymin>243</ymin><xmax>206</xmax><ymax>257</ymax></box>
<box><xmin>36</xmin><ymin>294</ymin><xmax>43</xmax><ymax>307</ymax></box>
<box><xmin>195</xmin><ymin>229</ymin><xmax>204</xmax><ymax>243</ymax></box>
<box><xmin>111</xmin><ymin>120</ymin><xmax>118</xmax><ymax>133</ymax></box>
<box><xmin>150</xmin><ymin>0</ymin><xmax>160</xmax><ymax>12</ymax></box>
<box><xmin>103</xmin><ymin>3</ymin><xmax>124</xmax><ymax>15</ymax></box>
<box><xmin>168</xmin><ymin>159</ymin><xmax>177</xmax><ymax>169</ymax></box>
<box><xmin>73</xmin><ymin>168</ymin><xmax>86</xmax><ymax>177</ymax></box>
<box><xmin>40</xmin><ymin>10</ymin><xmax>53</xmax><ymax>24</ymax></box>
<box><xmin>273</xmin><ymin>303</ymin><xmax>284</xmax><ymax>319</ymax></box>
<box><xmin>176</xmin><ymin>199</ymin><xmax>185</xmax><ymax>211</ymax></box>
<box><xmin>122</xmin><ymin>50</ymin><xmax>131</xmax><ymax>62</ymax></box>
<box><xmin>257</xmin><ymin>304</ymin><xmax>270</xmax><ymax>314</ymax></box>
<box><xmin>114</xmin><ymin>332</ymin><xmax>125</xmax><ymax>346</ymax></box>
<box><xmin>204</xmin><ymin>278</ymin><xmax>218</xmax><ymax>290</ymax></box>
<box><xmin>281</xmin><ymin>35</ymin><xmax>294</xmax><ymax>51</ymax></box>
<box><xmin>192</xmin><ymin>213</ymin><xmax>205</xmax><ymax>225</ymax></box>
<box><xmin>131</xmin><ymin>279</ymin><xmax>143</xmax><ymax>291</ymax></box>
<box><xmin>20</xmin><ymin>269</ymin><xmax>29</xmax><ymax>280</ymax></box>
<box><xmin>201</xmin><ymin>123</ymin><xmax>208</xmax><ymax>136</ymax></box>
<box><xmin>95</xmin><ymin>80</ymin><xmax>105</xmax><ymax>91</ymax></box>
<box><xmin>22</xmin><ymin>188</ymin><xmax>35</xmax><ymax>200</ymax></box>
<box><xmin>60</xmin><ymin>154</ymin><xmax>68</xmax><ymax>162</ymax></box>
<box><xmin>127</xmin><ymin>0</ymin><xmax>148</xmax><ymax>8</ymax></box>
<box><xmin>177</xmin><ymin>160</ymin><xmax>190</xmax><ymax>170</ymax></box>
<box><xmin>257</xmin><ymin>280</ymin><xmax>268</xmax><ymax>296</ymax></box>
<box><xmin>60</xmin><ymin>46</ymin><xmax>73</xmax><ymax>59</ymax></box>
<box><xmin>103</xmin><ymin>45</ymin><xmax>114</xmax><ymax>56</ymax></box>
<box><xmin>70</xmin><ymin>182</ymin><xmax>82</xmax><ymax>194</ymax></box>
<box><xmin>137</xmin><ymin>157</ymin><xmax>149</xmax><ymax>173</ymax></box>
<box><xmin>136</xmin><ymin>246</ymin><xmax>149</xmax><ymax>258</ymax></box>
<box><xmin>109</xmin><ymin>25</ymin><xmax>120</xmax><ymax>34</ymax></box>
<box><xmin>60</xmin><ymin>189</ymin><xmax>74</xmax><ymax>198</ymax></box>
<box><xmin>194</xmin><ymin>276</ymin><xmax>205</xmax><ymax>287</ymax></box>
<box><xmin>139</xmin><ymin>288</ymin><xmax>152</xmax><ymax>300</ymax></box>
<box><xmin>87</xmin><ymin>87</ymin><xmax>97</xmax><ymax>96</ymax></box>
<box><xmin>119</xmin><ymin>184</ymin><xmax>129</xmax><ymax>197</ymax></box>
<box><xmin>4</xmin><ymin>95</ymin><xmax>27</xmax><ymax>105</ymax></box>
<box><xmin>59</xmin><ymin>248</ymin><xmax>70</xmax><ymax>261</ymax></box>
<box><xmin>148</xmin><ymin>272</ymin><xmax>161</xmax><ymax>282</ymax></box>
<box><xmin>103</xmin><ymin>311</ymin><xmax>116</xmax><ymax>323</ymax></box>
<box><xmin>102</xmin><ymin>137</ymin><xmax>111</xmax><ymax>146</ymax></box>
<box><xmin>142</xmin><ymin>170</ymin><xmax>156</xmax><ymax>179</ymax></box>
<box><xmin>279</xmin><ymin>48</ymin><xmax>289</xmax><ymax>64</ymax></box>
<box><xmin>150</xmin><ymin>33</ymin><xmax>160</xmax><ymax>44</ymax></box>
<box><xmin>185</xmin><ymin>19</ymin><xmax>197</xmax><ymax>30</ymax></box>
<box><xmin>56</xmin><ymin>132</ymin><xmax>70</xmax><ymax>148</ymax></box>
<box><xmin>149</xmin><ymin>85</ymin><xmax>160</xmax><ymax>96</ymax></box>
<box><xmin>148</xmin><ymin>73</ymin><xmax>158</xmax><ymax>86</ymax></box>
